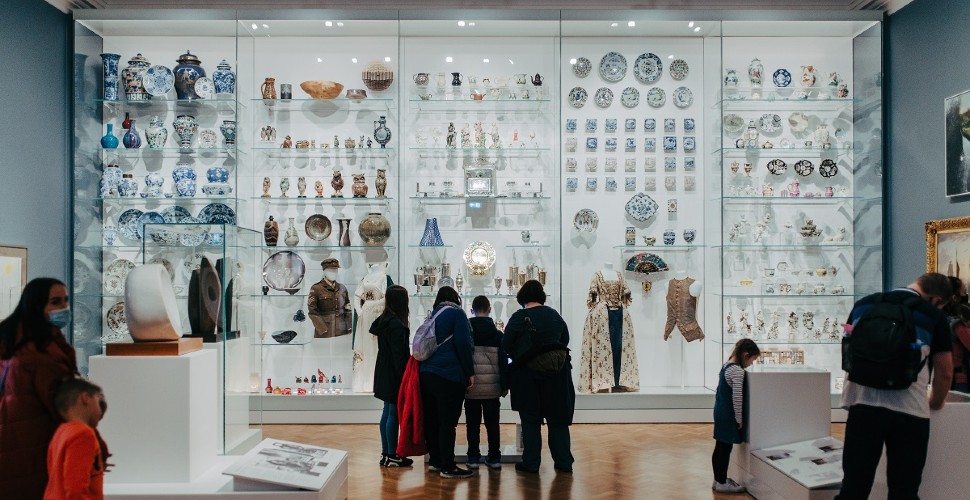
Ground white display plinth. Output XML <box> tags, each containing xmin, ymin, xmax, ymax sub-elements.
<box><xmin>731</xmin><ymin>366</ymin><xmax>837</xmax><ymax>500</ymax></box>
<box><xmin>89</xmin><ymin>350</ymin><xmax>218</xmax><ymax>484</ymax></box>
<box><xmin>870</xmin><ymin>391</ymin><xmax>970</xmax><ymax>499</ymax></box>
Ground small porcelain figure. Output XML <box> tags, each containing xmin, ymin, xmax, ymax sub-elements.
<box><xmin>261</xmin><ymin>177</ymin><xmax>271</xmax><ymax>198</ymax></box>
<box><xmin>475</xmin><ymin>122</ymin><xmax>486</xmax><ymax>149</ymax></box>
<box><xmin>768</xmin><ymin>312</ymin><xmax>780</xmax><ymax>339</ymax></box>
<box><xmin>375</xmin><ymin>169</ymin><xmax>387</xmax><ymax>198</ymax></box>
<box><xmin>447</xmin><ymin>122</ymin><xmax>457</xmax><ymax>148</ymax></box>
<box><xmin>331</xmin><ymin>171</ymin><xmax>344</xmax><ymax>197</ymax></box>
<box><xmin>788</xmin><ymin>312</ymin><xmax>799</xmax><ymax>337</ymax></box>
<box><xmin>352</xmin><ymin>173</ymin><xmax>368</xmax><ymax>198</ymax></box>
<box><xmin>297</xmin><ymin>176</ymin><xmax>307</xmax><ymax>198</ymax></box>
<box><xmin>334</xmin><ymin>135</ymin><xmax>340</xmax><ymax>148</ymax></box>
<box><xmin>726</xmin><ymin>311</ymin><xmax>736</xmax><ymax>335</ymax></box>
<box><xmin>280</xmin><ymin>177</ymin><xmax>290</xmax><ymax>198</ymax></box>
<box><xmin>315</xmin><ymin>180</ymin><xmax>324</xmax><ymax>198</ymax></box>
<box><xmin>461</xmin><ymin>123</ymin><xmax>471</xmax><ymax>148</ymax></box>
<box><xmin>489</xmin><ymin>123</ymin><xmax>501</xmax><ymax>149</ymax></box>
<box><xmin>800</xmin><ymin>65</ymin><xmax>818</xmax><ymax>87</ymax></box>
<box><xmin>281</xmin><ymin>135</ymin><xmax>292</xmax><ymax>148</ymax></box>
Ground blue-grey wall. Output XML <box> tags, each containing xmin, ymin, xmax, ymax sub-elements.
<box><xmin>887</xmin><ymin>0</ymin><xmax>970</xmax><ymax>286</ymax></box>
<box><xmin>0</xmin><ymin>0</ymin><xmax>71</xmax><ymax>281</ymax></box>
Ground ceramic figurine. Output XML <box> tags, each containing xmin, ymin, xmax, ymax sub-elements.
<box><xmin>331</xmin><ymin>171</ymin><xmax>344</xmax><ymax>197</ymax></box>
<box><xmin>800</xmin><ymin>65</ymin><xmax>817</xmax><ymax>87</ymax></box>
<box><xmin>475</xmin><ymin>122</ymin><xmax>486</xmax><ymax>149</ymax></box>
<box><xmin>281</xmin><ymin>135</ymin><xmax>292</xmax><ymax>148</ymax></box>
<box><xmin>172</xmin><ymin>115</ymin><xmax>198</xmax><ymax>149</ymax></box>
<box><xmin>447</xmin><ymin>122</ymin><xmax>457</xmax><ymax>148</ymax></box>
<box><xmin>284</xmin><ymin>217</ymin><xmax>300</xmax><ymax>246</ymax></box>
<box><xmin>297</xmin><ymin>176</ymin><xmax>307</xmax><ymax>198</ymax></box>
<box><xmin>359</xmin><ymin>135</ymin><xmax>365</xmax><ymax>149</ymax></box>
<box><xmin>314</xmin><ymin>180</ymin><xmax>324</xmax><ymax>198</ymax></box>
<box><xmin>814</xmin><ymin>126</ymin><xmax>830</xmax><ymax>149</ymax></box>
<box><xmin>788</xmin><ymin>312</ymin><xmax>799</xmax><ymax>338</ymax></box>
<box><xmin>367</xmin><ymin>137</ymin><xmax>373</xmax><ymax>148</ymax></box>
<box><xmin>375</xmin><ymin>169</ymin><xmax>387</xmax><ymax>198</ymax></box>
<box><xmin>174</xmin><ymin>51</ymin><xmax>206</xmax><ymax>100</ymax></box>
<box><xmin>122</xmin><ymin>120</ymin><xmax>141</xmax><ymax>149</ymax></box>
<box><xmin>213</xmin><ymin>59</ymin><xmax>236</xmax><ymax>95</ymax></box>
<box><xmin>768</xmin><ymin>312</ymin><xmax>780</xmax><ymax>339</ymax></box>
<box><xmin>101</xmin><ymin>124</ymin><xmax>119</xmax><ymax>149</ymax></box>
<box><xmin>726</xmin><ymin>312</ymin><xmax>736</xmax><ymax>335</ymax></box>
<box><xmin>261</xmin><ymin>77</ymin><xmax>277</xmax><ymax>99</ymax></box>
<box><xmin>744</xmin><ymin>121</ymin><xmax>759</xmax><ymax>148</ymax></box>
<box><xmin>263</xmin><ymin>216</ymin><xmax>279</xmax><ymax>246</ymax></box>
<box><xmin>352</xmin><ymin>174</ymin><xmax>368</xmax><ymax>198</ymax></box>
<box><xmin>788</xmin><ymin>179</ymin><xmax>800</xmax><ymax>197</ymax></box>
<box><xmin>280</xmin><ymin>177</ymin><xmax>290</xmax><ymax>198</ymax></box>
<box><xmin>122</xmin><ymin>53</ymin><xmax>151</xmax><ymax>101</ymax></box>
<box><xmin>490</xmin><ymin>123</ymin><xmax>501</xmax><ymax>149</ymax></box>
<box><xmin>261</xmin><ymin>177</ymin><xmax>271</xmax><ymax>198</ymax></box>
<box><xmin>145</xmin><ymin>116</ymin><xmax>167</xmax><ymax>148</ymax></box>
<box><xmin>461</xmin><ymin>123</ymin><xmax>471</xmax><ymax>148</ymax></box>
<box><xmin>756</xmin><ymin>310</ymin><xmax>766</xmax><ymax>336</ymax></box>
<box><xmin>344</xmin><ymin>137</ymin><xmax>356</xmax><ymax>149</ymax></box>
<box><xmin>748</xmin><ymin>58</ymin><xmax>764</xmax><ymax>87</ymax></box>
<box><xmin>373</xmin><ymin>115</ymin><xmax>391</xmax><ymax>148</ymax></box>
<box><xmin>100</xmin><ymin>53</ymin><xmax>121</xmax><ymax>101</ymax></box>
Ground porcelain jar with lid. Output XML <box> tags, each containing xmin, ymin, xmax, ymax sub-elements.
<box><xmin>212</xmin><ymin>59</ymin><xmax>236</xmax><ymax>95</ymax></box>
<box><xmin>174</xmin><ymin>51</ymin><xmax>206</xmax><ymax>99</ymax></box>
<box><xmin>748</xmin><ymin>58</ymin><xmax>764</xmax><ymax>87</ymax></box>
<box><xmin>122</xmin><ymin>53</ymin><xmax>152</xmax><ymax>101</ymax></box>
<box><xmin>145</xmin><ymin>116</ymin><xmax>167</xmax><ymax>148</ymax></box>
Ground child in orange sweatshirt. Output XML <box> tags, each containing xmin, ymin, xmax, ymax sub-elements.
<box><xmin>44</xmin><ymin>378</ymin><xmax>110</xmax><ymax>500</ymax></box>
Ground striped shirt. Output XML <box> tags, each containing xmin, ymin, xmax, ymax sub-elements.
<box><xmin>723</xmin><ymin>362</ymin><xmax>745</xmax><ymax>424</ymax></box>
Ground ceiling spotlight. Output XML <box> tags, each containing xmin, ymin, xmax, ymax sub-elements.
<box><xmin>688</xmin><ymin>21</ymin><xmax>695</xmax><ymax>28</ymax></box>
<box><xmin>628</xmin><ymin>21</ymin><xmax>635</xmax><ymax>27</ymax></box>
<box><xmin>384</xmin><ymin>56</ymin><xmax>391</xmax><ymax>62</ymax></box>
<box><xmin>458</xmin><ymin>20</ymin><xmax>466</xmax><ymax>27</ymax></box>
<box><xmin>569</xmin><ymin>58</ymin><xmax>577</xmax><ymax>65</ymax></box>
<box><xmin>483</xmin><ymin>58</ymin><xmax>490</xmax><ymax>63</ymax></box>
<box><xmin>325</xmin><ymin>21</ymin><xmax>333</xmax><ymax>27</ymax></box>
<box><xmin>446</xmin><ymin>56</ymin><xmax>453</xmax><ymax>63</ymax></box>
<box><xmin>337</xmin><ymin>22</ymin><xmax>344</xmax><ymax>27</ymax></box>
<box><xmin>251</xmin><ymin>23</ymin><xmax>258</xmax><ymax>30</ymax></box>
<box><xmin>611</xmin><ymin>22</ymin><xmax>618</xmax><ymax>28</ymax></box>
<box><xmin>351</xmin><ymin>57</ymin><xmax>358</xmax><ymax>63</ymax></box>
<box><xmin>317</xmin><ymin>57</ymin><xmax>322</xmax><ymax>63</ymax></box>
<box><xmin>694</xmin><ymin>26</ymin><xmax>701</xmax><ymax>32</ymax></box>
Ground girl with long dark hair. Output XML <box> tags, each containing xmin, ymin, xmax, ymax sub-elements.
<box><xmin>371</xmin><ymin>285</ymin><xmax>414</xmax><ymax>467</ymax></box>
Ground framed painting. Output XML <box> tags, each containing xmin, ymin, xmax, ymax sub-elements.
<box><xmin>926</xmin><ymin>216</ymin><xmax>970</xmax><ymax>279</ymax></box>
<box><xmin>0</xmin><ymin>245</ymin><xmax>27</xmax><ymax>318</ymax></box>
<box><xmin>944</xmin><ymin>89</ymin><xmax>970</xmax><ymax>197</ymax></box>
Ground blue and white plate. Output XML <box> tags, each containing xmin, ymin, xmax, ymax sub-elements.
<box><xmin>620</xmin><ymin>87</ymin><xmax>639</xmax><ymax>108</ymax></box>
<box><xmin>624</xmin><ymin>192</ymin><xmax>660</xmax><ymax>222</ymax></box>
<box><xmin>161</xmin><ymin>205</ymin><xmax>191</xmax><ymax>223</ymax></box>
<box><xmin>568</xmin><ymin>87</ymin><xmax>588</xmax><ymax>108</ymax></box>
<box><xmin>773</xmin><ymin>68</ymin><xmax>792</xmax><ymax>88</ymax></box>
<box><xmin>594</xmin><ymin>87</ymin><xmax>614</xmax><ymax>107</ymax></box>
<box><xmin>117</xmin><ymin>208</ymin><xmax>144</xmax><ymax>241</ymax></box>
<box><xmin>143</xmin><ymin>65</ymin><xmax>174</xmax><ymax>97</ymax></box>
<box><xmin>634</xmin><ymin>53</ymin><xmax>663</xmax><ymax>84</ymax></box>
<box><xmin>573</xmin><ymin>208</ymin><xmax>599</xmax><ymax>232</ymax></box>
<box><xmin>646</xmin><ymin>87</ymin><xmax>666</xmax><ymax>108</ymax></box>
<box><xmin>193</xmin><ymin>77</ymin><xmax>214</xmax><ymax>99</ymax></box>
<box><xmin>137</xmin><ymin>211</ymin><xmax>166</xmax><ymax>241</ymax></box>
<box><xmin>573</xmin><ymin>57</ymin><xmax>592</xmax><ymax>78</ymax></box>
<box><xmin>669</xmin><ymin>59</ymin><xmax>689</xmax><ymax>81</ymax></box>
<box><xmin>198</xmin><ymin>203</ymin><xmax>236</xmax><ymax>224</ymax></box>
<box><xmin>599</xmin><ymin>52</ymin><xmax>628</xmax><ymax>82</ymax></box>
<box><xmin>177</xmin><ymin>217</ymin><xmax>208</xmax><ymax>247</ymax></box>
<box><xmin>672</xmin><ymin>87</ymin><xmax>693</xmax><ymax>108</ymax></box>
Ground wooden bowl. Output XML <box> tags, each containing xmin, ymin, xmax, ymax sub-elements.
<box><xmin>300</xmin><ymin>80</ymin><xmax>344</xmax><ymax>99</ymax></box>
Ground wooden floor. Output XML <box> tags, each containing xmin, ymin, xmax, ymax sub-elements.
<box><xmin>264</xmin><ymin>423</ymin><xmax>846</xmax><ymax>499</ymax></box>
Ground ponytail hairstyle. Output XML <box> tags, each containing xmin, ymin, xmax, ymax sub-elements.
<box><xmin>730</xmin><ymin>338</ymin><xmax>761</xmax><ymax>363</ymax></box>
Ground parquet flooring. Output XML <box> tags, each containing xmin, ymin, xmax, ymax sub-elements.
<box><xmin>264</xmin><ymin>423</ymin><xmax>846</xmax><ymax>499</ymax></box>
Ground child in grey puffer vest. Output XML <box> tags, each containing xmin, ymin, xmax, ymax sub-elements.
<box><xmin>464</xmin><ymin>296</ymin><xmax>509</xmax><ymax>467</ymax></box>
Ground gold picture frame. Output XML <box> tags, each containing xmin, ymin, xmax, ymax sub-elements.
<box><xmin>925</xmin><ymin>216</ymin><xmax>970</xmax><ymax>274</ymax></box>
<box><xmin>0</xmin><ymin>245</ymin><xmax>28</xmax><ymax>318</ymax></box>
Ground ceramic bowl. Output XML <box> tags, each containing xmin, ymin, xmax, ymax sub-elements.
<box><xmin>345</xmin><ymin>88</ymin><xmax>367</xmax><ymax>100</ymax></box>
<box><xmin>300</xmin><ymin>80</ymin><xmax>343</xmax><ymax>99</ymax></box>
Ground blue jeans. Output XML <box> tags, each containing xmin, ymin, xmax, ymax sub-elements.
<box><xmin>380</xmin><ymin>402</ymin><xmax>398</xmax><ymax>455</ymax></box>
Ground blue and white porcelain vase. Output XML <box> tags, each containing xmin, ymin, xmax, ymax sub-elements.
<box><xmin>100</xmin><ymin>53</ymin><xmax>121</xmax><ymax>101</ymax></box>
<box><xmin>118</xmin><ymin>173</ymin><xmax>138</xmax><ymax>197</ymax></box>
<box><xmin>100</xmin><ymin>162</ymin><xmax>123</xmax><ymax>197</ymax></box>
<box><xmin>174</xmin><ymin>51</ymin><xmax>205</xmax><ymax>100</ymax></box>
<box><xmin>419</xmin><ymin>217</ymin><xmax>444</xmax><ymax>246</ymax></box>
<box><xmin>100</xmin><ymin>124</ymin><xmax>119</xmax><ymax>149</ymax></box>
<box><xmin>122</xmin><ymin>119</ymin><xmax>142</xmax><ymax>149</ymax></box>
<box><xmin>121</xmin><ymin>53</ymin><xmax>151</xmax><ymax>101</ymax></box>
<box><xmin>373</xmin><ymin>115</ymin><xmax>391</xmax><ymax>149</ymax></box>
<box><xmin>172</xmin><ymin>162</ymin><xmax>197</xmax><ymax>197</ymax></box>
<box><xmin>212</xmin><ymin>59</ymin><xmax>236</xmax><ymax>95</ymax></box>
<box><xmin>145</xmin><ymin>116</ymin><xmax>167</xmax><ymax>148</ymax></box>
<box><xmin>202</xmin><ymin>165</ymin><xmax>231</xmax><ymax>196</ymax></box>
<box><xmin>144</xmin><ymin>172</ymin><xmax>164</xmax><ymax>197</ymax></box>
<box><xmin>172</xmin><ymin>115</ymin><xmax>198</xmax><ymax>149</ymax></box>
<box><xmin>219</xmin><ymin>120</ymin><xmax>236</xmax><ymax>145</ymax></box>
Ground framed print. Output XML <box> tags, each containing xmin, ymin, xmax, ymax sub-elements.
<box><xmin>0</xmin><ymin>246</ymin><xmax>27</xmax><ymax>318</ymax></box>
<box><xmin>944</xmin><ymin>89</ymin><xmax>970</xmax><ymax>196</ymax></box>
<box><xmin>926</xmin><ymin>216</ymin><xmax>970</xmax><ymax>276</ymax></box>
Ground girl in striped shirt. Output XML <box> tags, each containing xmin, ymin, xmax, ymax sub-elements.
<box><xmin>712</xmin><ymin>338</ymin><xmax>761</xmax><ymax>494</ymax></box>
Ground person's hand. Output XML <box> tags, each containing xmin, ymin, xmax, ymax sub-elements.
<box><xmin>737</xmin><ymin>422</ymin><xmax>744</xmax><ymax>430</ymax></box>
<box><xmin>930</xmin><ymin>395</ymin><xmax>945</xmax><ymax>411</ymax></box>
<box><xmin>501</xmin><ymin>389</ymin><xmax>509</xmax><ymax>397</ymax></box>
<box><xmin>466</xmin><ymin>375</ymin><xmax>475</xmax><ymax>390</ymax></box>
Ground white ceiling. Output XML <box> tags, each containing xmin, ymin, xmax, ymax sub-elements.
<box><xmin>46</xmin><ymin>0</ymin><xmax>916</xmax><ymax>14</ymax></box>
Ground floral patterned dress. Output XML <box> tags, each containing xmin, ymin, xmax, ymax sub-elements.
<box><xmin>578</xmin><ymin>271</ymin><xmax>640</xmax><ymax>393</ymax></box>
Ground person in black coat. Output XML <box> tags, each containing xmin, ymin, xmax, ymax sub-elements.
<box><xmin>501</xmin><ymin>280</ymin><xmax>576</xmax><ymax>474</ymax></box>
<box><xmin>371</xmin><ymin>285</ymin><xmax>413</xmax><ymax>467</ymax></box>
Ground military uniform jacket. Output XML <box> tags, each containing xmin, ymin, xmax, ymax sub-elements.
<box><xmin>308</xmin><ymin>278</ymin><xmax>352</xmax><ymax>338</ymax></box>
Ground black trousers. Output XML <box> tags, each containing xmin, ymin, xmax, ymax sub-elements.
<box><xmin>712</xmin><ymin>440</ymin><xmax>733</xmax><ymax>483</ymax></box>
<box><xmin>464</xmin><ymin>398</ymin><xmax>501</xmax><ymax>460</ymax></box>
<box><xmin>420</xmin><ymin>372</ymin><xmax>466</xmax><ymax>470</ymax></box>
<box><xmin>835</xmin><ymin>404</ymin><xmax>930</xmax><ymax>500</ymax></box>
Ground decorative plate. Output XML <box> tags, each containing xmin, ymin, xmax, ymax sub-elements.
<box><xmin>181</xmin><ymin>252</ymin><xmax>206</xmax><ymax>279</ymax></box>
<box><xmin>788</xmin><ymin>112</ymin><xmax>809</xmax><ymax>133</ymax></box>
<box><xmin>624</xmin><ymin>192</ymin><xmax>660</xmax><ymax>222</ymax></box>
<box><xmin>646</xmin><ymin>87</ymin><xmax>666</xmax><ymax>108</ymax></box>
<box><xmin>573</xmin><ymin>57</ymin><xmax>592</xmax><ymax>78</ymax></box>
<box><xmin>161</xmin><ymin>205</ymin><xmax>191</xmax><ymax>223</ymax></box>
<box><xmin>177</xmin><ymin>217</ymin><xmax>207</xmax><ymax>246</ymax></box>
<box><xmin>669</xmin><ymin>59</ymin><xmax>689</xmax><ymax>80</ymax></box>
<box><xmin>137</xmin><ymin>211</ymin><xmax>166</xmax><ymax>241</ymax></box>
<box><xmin>633</xmin><ymin>53</ymin><xmax>663</xmax><ymax>84</ymax></box>
<box><xmin>197</xmin><ymin>203</ymin><xmax>236</xmax><ymax>224</ymax></box>
<box><xmin>106</xmin><ymin>301</ymin><xmax>129</xmax><ymax>336</ymax></box>
<box><xmin>103</xmin><ymin>273</ymin><xmax>125</xmax><ymax>295</ymax></box>
<box><xmin>568</xmin><ymin>86</ymin><xmax>588</xmax><ymax>108</ymax></box>
<box><xmin>767</xmin><ymin>159</ymin><xmax>788</xmax><ymax>175</ymax></box>
<box><xmin>117</xmin><ymin>208</ymin><xmax>144</xmax><ymax>241</ymax></box>
<box><xmin>723</xmin><ymin>114</ymin><xmax>745</xmax><ymax>135</ymax></box>
<box><xmin>304</xmin><ymin>214</ymin><xmax>332</xmax><ymax>241</ymax></box>
<box><xmin>599</xmin><ymin>52</ymin><xmax>628</xmax><ymax>82</ymax></box>
<box><xmin>148</xmin><ymin>256</ymin><xmax>176</xmax><ymax>282</ymax></box>
<box><xmin>594</xmin><ymin>87</ymin><xmax>614</xmax><ymax>107</ymax></box>
<box><xmin>198</xmin><ymin>129</ymin><xmax>218</xmax><ymax>148</ymax></box>
<box><xmin>759</xmin><ymin>114</ymin><xmax>783</xmax><ymax>133</ymax></box>
<box><xmin>672</xmin><ymin>87</ymin><xmax>693</xmax><ymax>108</ymax></box>
<box><xmin>142</xmin><ymin>65</ymin><xmax>174</xmax><ymax>97</ymax></box>
<box><xmin>794</xmin><ymin>159</ymin><xmax>814</xmax><ymax>176</ymax></box>
<box><xmin>773</xmin><ymin>68</ymin><xmax>792</xmax><ymax>88</ymax></box>
<box><xmin>106</xmin><ymin>258</ymin><xmax>136</xmax><ymax>281</ymax></box>
<box><xmin>573</xmin><ymin>209</ymin><xmax>599</xmax><ymax>232</ymax></box>
<box><xmin>620</xmin><ymin>87</ymin><xmax>639</xmax><ymax>108</ymax></box>
<box><xmin>193</xmin><ymin>77</ymin><xmax>214</xmax><ymax>99</ymax></box>
<box><xmin>262</xmin><ymin>251</ymin><xmax>306</xmax><ymax>293</ymax></box>
<box><xmin>819</xmin><ymin>159</ymin><xmax>838</xmax><ymax>178</ymax></box>
<box><xmin>462</xmin><ymin>241</ymin><xmax>497</xmax><ymax>276</ymax></box>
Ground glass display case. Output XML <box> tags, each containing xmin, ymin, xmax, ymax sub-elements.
<box><xmin>71</xmin><ymin>9</ymin><xmax>883</xmax><ymax>421</ymax></box>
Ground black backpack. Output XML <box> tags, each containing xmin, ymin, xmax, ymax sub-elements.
<box><xmin>841</xmin><ymin>293</ymin><xmax>926</xmax><ymax>390</ymax></box>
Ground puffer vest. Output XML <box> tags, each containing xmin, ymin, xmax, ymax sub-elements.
<box><xmin>466</xmin><ymin>345</ymin><xmax>501</xmax><ymax>399</ymax></box>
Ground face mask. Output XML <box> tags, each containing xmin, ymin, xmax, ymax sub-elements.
<box><xmin>323</xmin><ymin>270</ymin><xmax>338</xmax><ymax>281</ymax></box>
<box><xmin>48</xmin><ymin>307</ymin><xmax>71</xmax><ymax>329</ymax></box>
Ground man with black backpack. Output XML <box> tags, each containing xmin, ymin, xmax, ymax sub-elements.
<box><xmin>837</xmin><ymin>273</ymin><xmax>954</xmax><ymax>499</ymax></box>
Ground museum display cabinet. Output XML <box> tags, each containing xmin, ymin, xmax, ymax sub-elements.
<box><xmin>72</xmin><ymin>9</ymin><xmax>882</xmax><ymax>422</ymax></box>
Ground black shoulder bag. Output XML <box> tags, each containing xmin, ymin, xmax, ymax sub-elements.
<box><xmin>512</xmin><ymin>311</ymin><xmax>569</xmax><ymax>374</ymax></box>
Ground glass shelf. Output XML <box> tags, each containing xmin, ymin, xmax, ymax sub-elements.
<box><xmin>715</xmin><ymin>244</ymin><xmax>856</xmax><ymax>250</ymax></box>
<box><xmin>96</xmin><ymin>97</ymin><xmax>242</xmax><ymax>112</ymax></box>
<box><xmin>716</xmin><ymin>147</ymin><xmax>850</xmax><ymax>157</ymax></box>
<box><xmin>259</xmin><ymin>340</ymin><xmax>312</xmax><ymax>346</ymax></box>
<box><xmin>409</xmin><ymin>98</ymin><xmax>550</xmax><ymax>112</ymax></box>
<box><xmin>100</xmin><ymin>147</ymin><xmax>240</xmax><ymax>158</ymax></box>
<box><xmin>412</xmin><ymin>292</ymin><xmax>554</xmax><ymax>299</ymax></box>
<box><xmin>252</xmin><ymin>197</ymin><xmax>392</xmax><ymax>205</ymax></box>
<box><xmin>91</xmin><ymin>196</ymin><xmax>234</xmax><ymax>204</ymax></box>
<box><xmin>718</xmin><ymin>92</ymin><xmax>857</xmax><ymax>109</ymax></box>
<box><xmin>506</xmin><ymin>244</ymin><xmax>551</xmax><ymax>248</ymax></box>
<box><xmin>410</xmin><ymin>195</ymin><xmax>551</xmax><ymax>202</ymax></box>
<box><xmin>720</xmin><ymin>196</ymin><xmax>861</xmax><ymax>204</ymax></box>
<box><xmin>251</xmin><ymin>147</ymin><xmax>394</xmax><ymax>159</ymax></box>
<box><xmin>258</xmin><ymin>245</ymin><xmax>395</xmax><ymax>250</ymax></box>
<box><xmin>712</xmin><ymin>337</ymin><xmax>842</xmax><ymax>346</ymax></box>
<box><xmin>411</xmin><ymin>147</ymin><xmax>548</xmax><ymax>159</ymax></box>
<box><xmin>406</xmin><ymin>245</ymin><xmax>454</xmax><ymax>248</ymax></box>
<box><xmin>251</xmin><ymin>98</ymin><xmax>393</xmax><ymax>111</ymax></box>
<box><xmin>615</xmin><ymin>245</ymin><xmax>702</xmax><ymax>250</ymax></box>
<box><xmin>716</xmin><ymin>292</ymin><xmax>858</xmax><ymax>298</ymax></box>
<box><xmin>248</xmin><ymin>293</ymin><xmax>310</xmax><ymax>298</ymax></box>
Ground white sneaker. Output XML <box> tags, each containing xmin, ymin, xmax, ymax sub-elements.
<box><xmin>712</xmin><ymin>478</ymin><xmax>746</xmax><ymax>493</ymax></box>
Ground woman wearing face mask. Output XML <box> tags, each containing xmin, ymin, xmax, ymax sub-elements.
<box><xmin>0</xmin><ymin>278</ymin><xmax>79</xmax><ymax>498</ymax></box>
